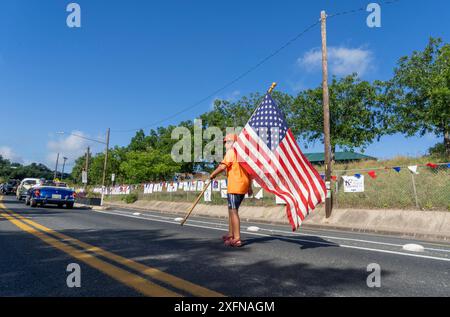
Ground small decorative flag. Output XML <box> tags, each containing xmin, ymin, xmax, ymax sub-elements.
<box><xmin>331</xmin><ymin>176</ymin><xmax>337</xmax><ymax>181</ymax></box>
<box><xmin>393</xmin><ymin>167</ymin><xmax>401</xmax><ymax>173</ymax></box>
<box><xmin>408</xmin><ymin>166</ymin><xmax>419</xmax><ymax>174</ymax></box>
<box><xmin>426</xmin><ymin>163</ymin><xmax>438</xmax><ymax>169</ymax></box>
<box><xmin>254</xmin><ymin>189</ymin><xmax>264</xmax><ymax>200</ymax></box>
<box><xmin>252</xmin><ymin>179</ymin><xmax>261</xmax><ymax>188</ymax></box>
<box><xmin>354</xmin><ymin>174</ymin><xmax>362</xmax><ymax>179</ymax></box>
<box><xmin>368</xmin><ymin>171</ymin><xmax>377</xmax><ymax>179</ymax></box>
<box><xmin>220</xmin><ymin>189</ymin><xmax>228</xmax><ymax>198</ymax></box>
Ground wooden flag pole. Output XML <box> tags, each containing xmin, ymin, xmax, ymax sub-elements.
<box><xmin>180</xmin><ymin>179</ymin><xmax>211</xmax><ymax>226</ymax></box>
<box><xmin>181</xmin><ymin>82</ymin><xmax>277</xmax><ymax>227</ymax></box>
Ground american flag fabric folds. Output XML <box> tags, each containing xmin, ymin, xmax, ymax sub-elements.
<box><xmin>234</xmin><ymin>93</ymin><xmax>326</xmax><ymax>230</ymax></box>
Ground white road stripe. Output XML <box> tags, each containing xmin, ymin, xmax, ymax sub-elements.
<box><xmin>94</xmin><ymin>209</ymin><xmax>450</xmax><ymax>262</ymax></box>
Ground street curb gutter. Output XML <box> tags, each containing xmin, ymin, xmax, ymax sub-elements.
<box><xmin>102</xmin><ymin>202</ymin><xmax>450</xmax><ymax>243</ymax></box>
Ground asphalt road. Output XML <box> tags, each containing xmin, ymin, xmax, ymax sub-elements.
<box><xmin>0</xmin><ymin>195</ymin><xmax>449</xmax><ymax>297</ymax></box>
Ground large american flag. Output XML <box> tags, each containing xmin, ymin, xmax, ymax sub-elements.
<box><xmin>234</xmin><ymin>93</ymin><xmax>326</xmax><ymax>230</ymax></box>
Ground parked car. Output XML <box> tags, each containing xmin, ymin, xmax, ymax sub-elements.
<box><xmin>28</xmin><ymin>184</ymin><xmax>76</xmax><ymax>209</ymax></box>
<box><xmin>1</xmin><ymin>179</ymin><xmax>19</xmax><ymax>195</ymax></box>
<box><xmin>16</xmin><ymin>178</ymin><xmax>40</xmax><ymax>201</ymax></box>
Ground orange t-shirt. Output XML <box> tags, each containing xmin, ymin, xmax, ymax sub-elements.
<box><xmin>221</xmin><ymin>149</ymin><xmax>250</xmax><ymax>194</ymax></box>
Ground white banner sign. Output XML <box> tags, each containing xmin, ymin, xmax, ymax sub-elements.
<box><xmin>82</xmin><ymin>171</ymin><xmax>87</xmax><ymax>184</ymax></box>
<box><xmin>342</xmin><ymin>176</ymin><xmax>365</xmax><ymax>193</ymax></box>
<box><xmin>203</xmin><ymin>183</ymin><xmax>212</xmax><ymax>202</ymax></box>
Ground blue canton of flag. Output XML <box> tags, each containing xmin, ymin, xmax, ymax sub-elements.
<box><xmin>249</xmin><ymin>95</ymin><xmax>289</xmax><ymax>151</ymax></box>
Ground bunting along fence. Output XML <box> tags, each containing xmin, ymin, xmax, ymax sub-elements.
<box><xmin>330</xmin><ymin>163</ymin><xmax>450</xmax><ymax>211</ymax></box>
<box><xmin>98</xmin><ymin>162</ymin><xmax>450</xmax><ymax>211</ymax></box>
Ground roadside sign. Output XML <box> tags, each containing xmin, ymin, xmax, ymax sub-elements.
<box><xmin>342</xmin><ymin>175</ymin><xmax>365</xmax><ymax>193</ymax></box>
<box><xmin>82</xmin><ymin>171</ymin><xmax>88</xmax><ymax>184</ymax></box>
<box><xmin>111</xmin><ymin>173</ymin><xmax>115</xmax><ymax>182</ymax></box>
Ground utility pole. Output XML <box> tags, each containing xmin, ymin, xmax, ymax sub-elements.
<box><xmin>61</xmin><ymin>157</ymin><xmax>68</xmax><ymax>180</ymax></box>
<box><xmin>54</xmin><ymin>153</ymin><xmax>60</xmax><ymax>180</ymax></box>
<box><xmin>84</xmin><ymin>146</ymin><xmax>90</xmax><ymax>189</ymax></box>
<box><xmin>100</xmin><ymin>128</ymin><xmax>110</xmax><ymax>206</ymax></box>
<box><xmin>321</xmin><ymin>11</ymin><xmax>332</xmax><ymax>218</ymax></box>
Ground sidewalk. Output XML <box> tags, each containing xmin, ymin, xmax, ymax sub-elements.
<box><xmin>102</xmin><ymin>200</ymin><xmax>450</xmax><ymax>242</ymax></box>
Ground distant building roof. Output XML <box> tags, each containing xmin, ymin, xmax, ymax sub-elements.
<box><xmin>304</xmin><ymin>151</ymin><xmax>376</xmax><ymax>163</ymax></box>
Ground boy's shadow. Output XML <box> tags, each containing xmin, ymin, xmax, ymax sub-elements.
<box><xmin>243</xmin><ymin>235</ymin><xmax>339</xmax><ymax>250</ymax></box>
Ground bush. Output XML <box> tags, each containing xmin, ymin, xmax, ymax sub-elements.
<box><xmin>122</xmin><ymin>192</ymin><xmax>138</xmax><ymax>204</ymax></box>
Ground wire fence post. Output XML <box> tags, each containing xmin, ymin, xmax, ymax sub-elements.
<box><xmin>335</xmin><ymin>179</ymin><xmax>339</xmax><ymax>209</ymax></box>
<box><xmin>410</xmin><ymin>173</ymin><xmax>420</xmax><ymax>209</ymax></box>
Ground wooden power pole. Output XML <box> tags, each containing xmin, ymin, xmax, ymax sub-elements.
<box><xmin>100</xmin><ymin>128</ymin><xmax>110</xmax><ymax>206</ymax></box>
<box><xmin>84</xmin><ymin>146</ymin><xmax>90</xmax><ymax>189</ymax></box>
<box><xmin>321</xmin><ymin>11</ymin><xmax>332</xmax><ymax>218</ymax></box>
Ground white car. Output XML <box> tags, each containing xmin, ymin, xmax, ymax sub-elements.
<box><xmin>16</xmin><ymin>178</ymin><xmax>40</xmax><ymax>201</ymax></box>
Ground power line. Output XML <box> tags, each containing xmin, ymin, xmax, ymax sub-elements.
<box><xmin>113</xmin><ymin>0</ymin><xmax>402</xmax><ymax>134</ymax></box>
<box><xmin>113</xmin><ymin>20</ymin><xmax>320</xmax><ymax>133</ymax></box>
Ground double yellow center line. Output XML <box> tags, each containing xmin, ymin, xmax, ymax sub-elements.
<box><xmin>0</xmin><ymin>197</ymin><xmax>223</xmax><ymax>297</ymax></box>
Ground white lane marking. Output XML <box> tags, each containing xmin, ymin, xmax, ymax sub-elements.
<box><xmin>247</xmin><ymin>226</ymin><xmax>260</xmax><ymax>232</ymax></box>
<box><xmin>403</xmin><ymin>244</ymin><xmax>425</xmax><ymax>252</ymax></box>
<box><xmin>132</xmin><ymin>212</ymin><xmax>141</xmax><ymax>216</ymax></box>
<box><xmin>94</xmin><ymin>209</ymin><xmax>450</xmax><ymax>262</ymax></box>
<box><xmin>108</xmin><ymin>209</ymin><xmax>450</xmax><ymax>253</ymax></box>
<box><xmin>174</xmin><ymin>218</ymin><xmax>184</xmax><ymax>222</ymax></box>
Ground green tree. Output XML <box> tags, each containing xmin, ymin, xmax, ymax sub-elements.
<box><xmin>0</xmin><ymin>156</ymin><xmax>53</xmax><ymax>181</ymax></box>
<box><xmin>290</xmin><ymin>74</ymin><xmax>387</xmax><ymax>159</ymax></box>
<box><xmin>119</xmin><ymin>150</ymin><xmax>181</xmax><ymax>183</ymax></box>
<box><xmin>71</xmin><ymin>146</ymin><xmax>127</xmax><ymax>186</ymax></box>
<box><xmin>388</xmin><ymin>37</ymin><xmax>450</xmax><ymax>156</ymax></box>
<box><xmin>128</xmin><ymin>129</ymin><xmax>148</xmax><ymax>152</ymax></box>
<box><xmin>201</xmin><ymin>91</ymin><xmax>294</xmax><ymax>129</ymax></box>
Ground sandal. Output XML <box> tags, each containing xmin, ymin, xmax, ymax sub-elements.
<box><xmin>225</xmin><ymin>238</ymin><xmax>243</xmax><ymax>247</ymax></box>
<box><xmin>222</xmin><ymin>234</ymin><xmax>233</xmax><ymax>241</ymax></box>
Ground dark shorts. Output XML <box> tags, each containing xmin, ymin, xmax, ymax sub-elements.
<box><xmin>227</xmin><ymin>194</ymin><xmax>245</xmax><ymax>210</ymax></box>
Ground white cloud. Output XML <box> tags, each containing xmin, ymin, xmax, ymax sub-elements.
<box><xmin>0</xmin><ymin>146</ymin><xmax>24</xmax><ymax>164</ymax></box>
<box><xmin>297</xmin><ymin>46</ymin><xmax>374</xmax><ymax>77</ymax></box>
<box><xmin>46</xmin><ymin>131</ymin><xmax>99</xmax><ymax>170</ymax></box>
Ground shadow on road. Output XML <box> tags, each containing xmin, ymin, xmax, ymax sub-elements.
<box><xmin>243</xmin><ymin>235</ymin><xmax>339</xmax><ymax>250</ymax></box>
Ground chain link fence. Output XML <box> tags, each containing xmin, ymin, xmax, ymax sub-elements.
<box><xmin>332</xmin><ymin>166</ymin><xmax>449</xmax><ymax>211</ymax></box>
<box><xmin>103</xmin><ymin>166</ymin><xmax>449</xmax><ymax>211</ymax></box>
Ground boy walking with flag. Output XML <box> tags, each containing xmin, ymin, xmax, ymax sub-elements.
<box><xmin>209</xmin><ymin>133</ymin><xmax>252</xmax><ymax>247</ymax></box>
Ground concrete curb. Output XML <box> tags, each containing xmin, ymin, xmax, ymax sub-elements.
<box><xmin>103</xmin><ymin>201</ymin><xmax>450</xmax><ymax>243</ymax></box>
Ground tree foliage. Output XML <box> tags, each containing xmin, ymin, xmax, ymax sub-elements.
<box><xmin>290</xmin><ymin>74</ymin><xmax>388</xmax><ymax>157</ymax></box>
<box><xmin>388</xmin><ymin>37</ymin><xmax>450</xmax><ymax>156</ymax></box>
<box><xmin>0</xmin><ymin>156</ymin><xmax>53</xmax><ymax>181</ymax></box>
<box><xmin>119</xmin><ymin>150</ymin><xmax>181</xmax><ymax>183</ymax></box>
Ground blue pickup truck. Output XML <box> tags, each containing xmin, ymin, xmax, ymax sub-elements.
<box><xmin>26</xmin><ymin>183</ymin><xmax>76</xmax><ymax>209</ymax></box>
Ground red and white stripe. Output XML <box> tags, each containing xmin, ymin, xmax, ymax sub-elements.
<box><xmin>235</xmin><ymin>124</ymin><xmax>326</xmax><ymax>230</ymax></box>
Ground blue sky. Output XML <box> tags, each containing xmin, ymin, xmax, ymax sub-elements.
<box><xmin>0</xmin><ymin>0</ymin><xmax>449</xmax><ymax>170</ymax></box>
